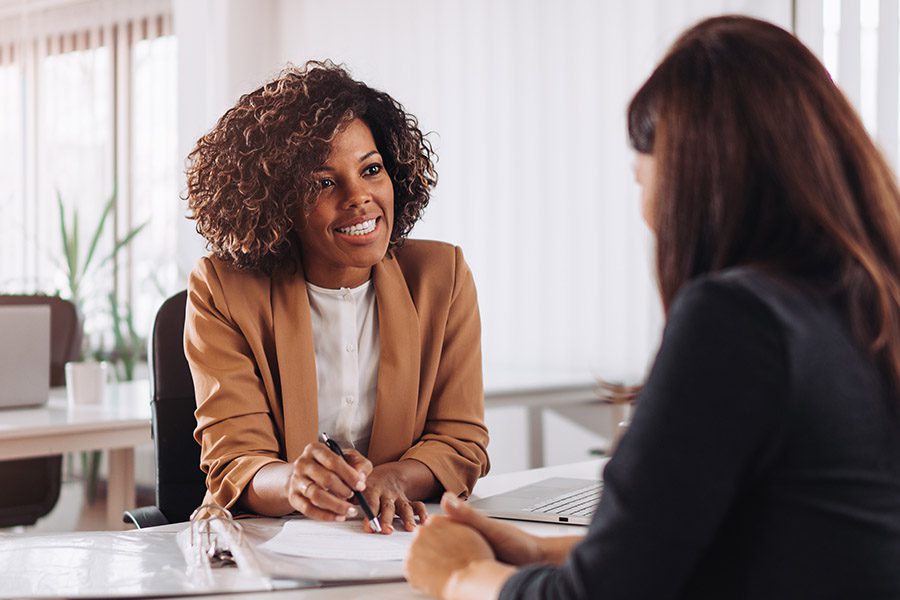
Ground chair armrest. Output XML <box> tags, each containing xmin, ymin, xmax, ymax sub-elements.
<box><xmin>123</xmin><ymin>505</ymin><xmax>169</xmax><ymax>529</ymax></box>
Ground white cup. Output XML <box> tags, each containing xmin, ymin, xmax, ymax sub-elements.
<box><xmin>65</xmin><ymin>360</ymin><xmax>112</xmax><ymax>406</ymax></box>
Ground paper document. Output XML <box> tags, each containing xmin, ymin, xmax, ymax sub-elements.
<box><xmin>258</xmin><ymin>519</ymin><xmax>414</xmax><ymax>561</ymax></box>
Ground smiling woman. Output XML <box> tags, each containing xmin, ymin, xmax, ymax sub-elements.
<box><xmin>299</xmin><ymin>119</ymin><xmax>395</xmax><ymax>288</ymax></box>
<box><xmin>183</xmin><ymin>61</ymin><xmax>489</xmax><ymax>533</ymax></box>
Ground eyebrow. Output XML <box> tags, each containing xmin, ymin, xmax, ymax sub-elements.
<box><xmin>313</xmin><ymin>150</ymin><xmax>380</xmax><ymax>173</ymax></box>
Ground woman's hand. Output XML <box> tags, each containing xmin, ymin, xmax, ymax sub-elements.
<box><xmin>286</xmin><ymin>442</ymin><xmax>373</xmax><ymax>522</ymax></box>
<box><xmin>360</xmin><ymin>462</ymin><xmax>431</xmax><ymax>533</ymax></box>
<box><xmin>405</xmin><ymin>515</ymin><xmax>497</xmax><ymax>598</ymax></box>
<box><xmin>440</xmin><ymin>493</ymin><xmax>544</xmax><ymax>565</ymax></box>
<box><xmin>441</xmin><ymin>493</ymin><xmax>582</xmax><ymax>567</ymax></box>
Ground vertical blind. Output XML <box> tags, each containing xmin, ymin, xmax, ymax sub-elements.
<box><xmin>797</xmin><ymin>0</ymin><xmax>900</xmax><ymax>169</ymax></box>
<box><xmin>278</xmin><ymin>0</ymin><xmax>792</xmax><ymax>384</ymax></box>
<box><xmin>3</xmin><ymin>0</ymin><xmax>893</xmax><ymax>383</ymax></box>
<box><xmin>0</xmin><ymin>0</ymin><xmax>177</xmax><ymax>349</ymax></box>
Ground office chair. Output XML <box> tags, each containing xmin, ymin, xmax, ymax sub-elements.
<box><xmin>0</xmin><ymin>295</ymin><xmax>82</xmax><ymax>528</ymax></box>
<box><xmin>123</xmin><ymin>290</ymin><xmax>207</xmax><ymax>528</ymax></box>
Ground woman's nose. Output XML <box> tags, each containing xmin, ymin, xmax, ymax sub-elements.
<box><xmin>343</xmin><ymin>181</ymin><xmax>372</xmax><ymax>208</ymax></box>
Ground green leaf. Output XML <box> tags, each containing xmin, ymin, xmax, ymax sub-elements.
<box><xmin>56</xmin><ymin>191</ymin><xmax>78</xmax><ymax>300</ymax></box>
<box><xmin>96</xmin><ymin>220</ymin><xmax>149</xmax><ymax>271</ymax></box>
<box><xmin>72</xmin><ymin>207</ymin><xmax>80</xmax><ymax>279</ymax></box>
<box><xmin>82</xmin><ymin>194</ymin><xmax>115</xmax><ymax>277</ymax></box>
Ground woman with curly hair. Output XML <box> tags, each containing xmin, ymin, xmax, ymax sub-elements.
<box><xmin>183</xmin><ymin>61</ymin><xmax>489</xmax><ymax>533</ymax></box>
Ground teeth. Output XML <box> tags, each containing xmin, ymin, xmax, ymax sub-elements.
<box><xmin>336</xmin><ymin>218</ymin><xmax>376</xmax><ymax>236</ymax></box>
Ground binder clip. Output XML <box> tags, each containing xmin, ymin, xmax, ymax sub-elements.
<box><xmin>178</xmin><ymin>503</ymin><xmax>270</xmax><ymax>588</ymax></box>
<box><xmin>189</xmin><ymin>504</ymin><xmax>241</xmax><ymax>569</ymax></box>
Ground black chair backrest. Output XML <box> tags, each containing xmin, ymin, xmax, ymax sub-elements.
<box><xmin>149</xmin><ymin>290</ymin><xmax>206</xmax><ymax>523</ymax></box>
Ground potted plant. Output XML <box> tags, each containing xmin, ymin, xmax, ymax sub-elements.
<box><xmin>56</xmin><ymin>190</ymin><xmax>148</xmax><ymax>502</ymax></box>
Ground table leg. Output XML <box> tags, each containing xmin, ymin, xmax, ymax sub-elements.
<box><xmin>106</xmin><ymin>448</ymin><xmax>135</xmax><ymax>530</ymax></box>
<box><xmin>527</xmin><ymin>407</ymin><xmax>544</xmax><ymax>469</ymax></box>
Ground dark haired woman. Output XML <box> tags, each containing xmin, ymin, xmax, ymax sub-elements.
<box><xmin>184</xmin><ymin>62</ymin><xmax>489</xmax><ymax>533</ymax></box>
<box><xmin>405</xmin><ymin>15</ymin><xmax>900</xmax><ymax>598</ymax></box>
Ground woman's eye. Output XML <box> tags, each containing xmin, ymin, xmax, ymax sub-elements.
<box><xmin>319</xmin><ymin>178</ymin><xmax>335</xmax><ymax>189</ymax></box>
<box><xmin>364</xmin><ymin>164</ymin><xmax>382</xmax><ymax>176</ymax></box>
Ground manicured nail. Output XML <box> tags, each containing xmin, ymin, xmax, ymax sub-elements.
<box><xmin>336</xmin><ymin>515</ymin><xmax>346</xmax><ymax>522</ymax></box>
<box><xmin>347</xmin><ymin>507</ymin><xmax>358</xmax><ymax>517</ymax></box>
<box><xmin>356</xmin><ymin>480</ymin><xmax>366</xmax><ymax>491</ymax></box>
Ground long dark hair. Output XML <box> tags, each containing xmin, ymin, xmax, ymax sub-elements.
<box><xmin>628</xmin><ymin>15</ymin><xmax>900</xmax><ymax>393</ymax></box>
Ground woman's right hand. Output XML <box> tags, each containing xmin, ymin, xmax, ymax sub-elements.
<box><xmin>286</xmin><ymin>441</ymin><xmax>373</xmax><ymax>522</ymax></box>
<box><xmin>440</xmin><ymin>493</ymin><xmax>545</xmax><ymax>566</ymax></box>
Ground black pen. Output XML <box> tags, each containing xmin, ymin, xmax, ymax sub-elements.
<box><xmin>319</xmin><ymin>432</ymin><xmax>382</xmax><ymax>533</ymax></box>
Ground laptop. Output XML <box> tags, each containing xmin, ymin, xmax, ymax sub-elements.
<box><xmin>469</xmin><ymin>477</ymin><xmax>602</xmax><ymax>525</ymax></box>
<box><xmin>0</xmin><ymin>305</ymin><xmax>51</xmax><ymax>408</ymax></box>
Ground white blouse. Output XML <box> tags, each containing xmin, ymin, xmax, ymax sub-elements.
<box><xmin>306</xmin><ymin>280</ymin><xmax>380</xmax><ymax>456</ymax></box>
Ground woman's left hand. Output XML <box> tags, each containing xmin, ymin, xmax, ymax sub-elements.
<box><xmin>405</xmin><ymin>515</ymin><xmax>496</xmax><ymax>598</ymax></box>
<box><xmin>360</xmin><ymin>462</ymin><xmax>430</xmax><ymax>533</ymax></box>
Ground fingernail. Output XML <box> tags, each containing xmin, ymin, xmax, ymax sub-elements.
<box><xmin>336</xmin><ymin>515</ymin><xmax>346</xmax><ymax>522</ymax></box>
<box><xmin>347</xmin><ymin>507</ymin><xmax>358</xmax><ymax>517</ymax></box>
<box><xmin>356</xmin><ymin>480</ymin><xmax>366</xmax><ymax>491</ymax></box>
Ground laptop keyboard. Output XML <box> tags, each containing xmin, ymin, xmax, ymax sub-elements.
<box><xmin>526</xmin><ymin>482</ymin><xmax>603</xmax><ymax>517</ymax></box>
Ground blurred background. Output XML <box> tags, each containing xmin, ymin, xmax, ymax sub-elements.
<box><xmin>0</xmin><ymin>0</ymin><xmax>895</xmax><ymax>529</ymax></box>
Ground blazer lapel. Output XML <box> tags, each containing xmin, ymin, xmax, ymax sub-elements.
<box><xmin>367</xmin><ymin>254</ymin><xmax>420</xmax><ymax>464</ymax></box>
<box><xmin>271</xmin><ymin>263</ymin><xmax>319</xmax><ymax>461</ymax></box>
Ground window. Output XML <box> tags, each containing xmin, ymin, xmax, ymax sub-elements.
<box><xmin>797</xmin><ymin>0</ymin><xmax>900</xmax><ymax>169</ymax></box>
<box><xmin>0</xmin><ymin>1</ymin><xmax>178</xmax><ymax>362</ymax></box>
<box><xmin>0</xmin><ymin>53</ymin><xmax>24</xmax><ymax>289</ymax></box>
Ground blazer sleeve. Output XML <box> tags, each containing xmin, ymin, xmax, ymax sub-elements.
<box><xmin>184</xmin><ymin>258</ymin><xmax>284</xmax><ymax>510</ymax></box>
<box><xmin>399</xmin><ymin>246</ymin><xmax>490</xmax><ymax>496</ymax></box>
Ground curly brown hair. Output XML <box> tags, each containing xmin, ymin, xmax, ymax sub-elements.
<box><xmin>185</xmin><ymin>60</ymin><xmax>437</xmax><ymax>273</ymax></box>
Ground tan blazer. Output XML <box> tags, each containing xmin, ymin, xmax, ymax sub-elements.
<box><xmin>185</xmin><ymin>240</ymin><xmax>490</xmax><ymax>511</ymax></box>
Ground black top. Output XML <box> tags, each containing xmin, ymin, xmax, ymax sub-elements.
<box><xmin>501</xmin><ymin>268</ymin><xmax>900</xmax><ymax>599</ymax></box>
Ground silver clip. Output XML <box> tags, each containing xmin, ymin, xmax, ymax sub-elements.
<box><xmin>188</xmin><ymin>504</ymin><xmax>244</xmax><ymax>569</ymax></box>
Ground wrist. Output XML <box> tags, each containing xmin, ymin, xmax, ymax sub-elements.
<box><xmin>528</xmin><ymin>534</ymin><xmax>549</xmax><ymax>565</ymax></box>
<box><xmin>538</xmin><ymin>535</ymin><xmax>582</xmax><ymax>566</ymax></box>
<box><xmin>441</xmin><ymin>560</ymin><xmax>516</xmax><ymax>600</ymax></box>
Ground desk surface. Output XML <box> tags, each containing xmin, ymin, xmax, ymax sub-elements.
<box><xmin>0</xmin><ymin>379</ymin><xmax>150</xmax><ymax>458</ymax></box>
<box><xmin>0</xmin><ymin>459</ymin><xmax>605</xmax><ymax>599</ymax></box>
<box><xmin>484</xmin><ymin>367</ymin><xmax>598</xmax><ymax>399</ymax></box>
<box><xmin>214</xmin><ymin>459</ymin><xmax>606</xmax><ymax>599</ymax></box>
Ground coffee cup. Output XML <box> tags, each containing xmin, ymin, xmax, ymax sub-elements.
<box><xmin>65</xmin><ymin>360</ymin><xmax>112</xmax><ymax>406</ymax></box>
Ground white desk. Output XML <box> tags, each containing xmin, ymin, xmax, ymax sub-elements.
<box><xmin>0</xmin><ymin>459</ymin><xmax>605</xmax><ymax>599</ymax></box>
<box><xmin>484</xmin><ymin>369</ymin><xmax>603</xmax><ymax>468</ymax></box>
<box><xmin>212</xmin><ymin>459</ymin><xmax>606</xmax><ymax>599</ymax></box>
<box><xmin>0</xmin><ymin>380</ymin><xmax>151</xmax><ymax>529</ymax></box>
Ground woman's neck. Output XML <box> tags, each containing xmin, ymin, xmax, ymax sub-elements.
<box><xmin>302</xmin><ymin>262</ymin><xmax>372</xmax><ymax>289</ymax></box>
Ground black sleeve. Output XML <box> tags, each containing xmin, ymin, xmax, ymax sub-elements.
<box><xmin>500</xmin><ymin>277</ymin><xmax>790</xmax><ymax>600</ymax></box>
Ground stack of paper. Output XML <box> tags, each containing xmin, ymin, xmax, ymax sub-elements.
<box><xmin>258</xmin><ymin>520</ymin><xmax>414</xmax><ymax>561</ymax></box>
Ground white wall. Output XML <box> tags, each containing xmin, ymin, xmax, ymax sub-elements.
<box><xmin>174</xmin><ymin>0</ymin><xmax>793</xmax><ymax>472</ymax></box>
<box><xmin>172</xmin><ymin>0</ymin><xmax>280</xmax><ymax>277</ymax></box>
